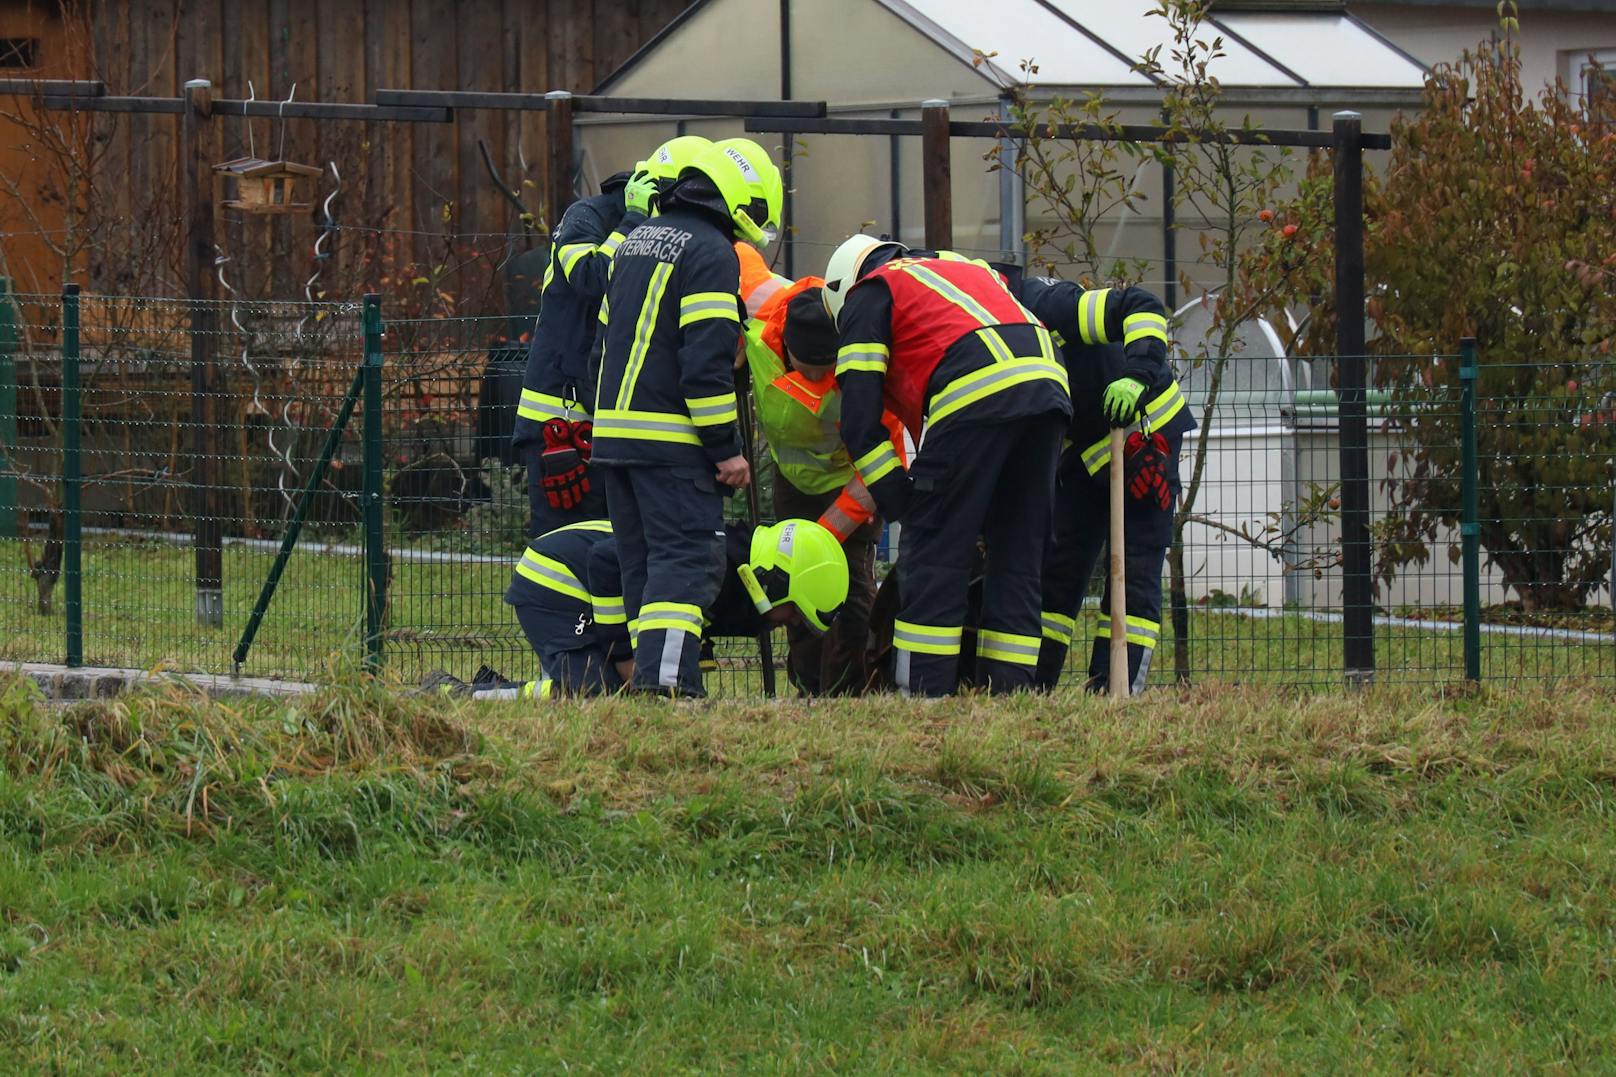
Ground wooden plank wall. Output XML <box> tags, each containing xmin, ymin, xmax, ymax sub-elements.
<box><xmin>77</xmin><ymin>0</ymin><xmax>689</xmax><ymax>306</ymax></box>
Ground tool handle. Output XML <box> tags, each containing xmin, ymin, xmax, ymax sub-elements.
<box><xmin>1108</xmin><ymin>428</ymin><xmax>1129</xmax><ymax>699</ymax></box>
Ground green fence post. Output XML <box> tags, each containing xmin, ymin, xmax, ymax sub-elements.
<box><xmin>0</xmin><ymin>278</ymin><xmax>16</xmax><ymax>539</ymax></box>
<box><xmin>62</xmin><ymin>284</ymin><xmax>82</xmax><ymax>667</ymax></box>
<box><xmin>1459</xmin><ymin>337</ymin><xmax>1481</xmax><ymax>683</ymax></box>
<box><xmin>362</xmin><ymin>294</ymin><xmax>386</xmax><ymax>672</ymax></box>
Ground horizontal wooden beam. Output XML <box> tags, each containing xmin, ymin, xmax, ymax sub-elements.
<box><xmin>42</xmin><ymin>95</ymin><xmax>184</xmax><ymax>114</ymax></box>
<box><xmin>744</xmin><ymin>115</ymin><xmax>1392</xmax><ymax>150</ymax></box>
<box><xmin>0</xmin><ymin>78</ymin><xmax>105</xmax><ymax>97</ymax></box>
<box><xmin>377</xmin><ymin>88</ymin><xmax>826</xmax><ymax>118</ymax></box>
<box><xmin>215</xmin><ymin>99</ymin><xmax>453</xmax><ymax>123</ymax></box>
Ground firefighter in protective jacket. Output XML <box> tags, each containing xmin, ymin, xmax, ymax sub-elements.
<box><xmin>590</xmin><ymin>138</ymin><xmax>784</xmax><ymax>697</ymax></box>
<box><xmin>1016</xmin><ymin>275</ymin><xmax>1193</xmax><ymax>694</ymax></box>
<box><xmin>824</xmin><ymin>236</ymin><xmax>1071</xmax><ymax>697</ymax></box>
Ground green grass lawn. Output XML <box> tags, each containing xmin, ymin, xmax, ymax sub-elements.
<box><xmin>3</xmin><ymin>678</ymin><xmax>1616</xmax><ymax>1070</ymax></box>
<box><xmin>3</xmin><ymin>535</ymin><xmax>1612</xmax><ymax>690</ymax></box>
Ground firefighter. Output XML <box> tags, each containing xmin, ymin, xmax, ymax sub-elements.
<box><xmin>823</xmin><ymin>236</ymin><xmax>1071</xmax><ymax>697</ymax></box>
<box><xmin>422</xmin><ymin>518</ymin><xmax>849</xmax><ymax>700</ymax></box>
<box><xmin>1015</xmin><ymin>275</ymin><xmax>1192</xmax><ymax>694</ymax></box>
<box><xmin>590</xmin><ymin>138</ymin><xmax>784</xmax><ymax>697</ymax></box>
<box><xmin>510</xmin><ymin>136</ymin><xmax>710</xmax><ymax>538</ymax></box>
<box><xmin>736</xmin><ymin>244</ymin><xmax>907</xmax><ymax>694</ymax></box>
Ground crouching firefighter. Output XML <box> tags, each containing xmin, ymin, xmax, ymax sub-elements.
<box><xmin>824</xmin><ymin>236</ymin><xmax>1072</xmax><ymax>697</ymax></box>
<box><xmin>422</xmin><ymin>518</ymin><xmax>849</xmax><ymax>699</ymax></box>
<box><xmin>589</xmin><ymin>138</ymin><xmax>785</xmax><ymax>697</ymax></box>
<box><xmin>1015</xmin><ymin>275</ymin><xmax>1193</xmax><ymax>694</ymax></box>
<box><xmin>511</xmin><ymin>135</ymin><xmax>711</xmax><ymax>537</ymax></box>
<box><xmin>737</xmin><ymin>244</ymin><xmax>907</xmax><ymax>695</ymax></box>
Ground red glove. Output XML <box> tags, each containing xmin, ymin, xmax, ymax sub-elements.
<box><xmin>1123</xmin><ymin>431</ymin><xmax>1174</xmax><ymax>510</ymax></box>
<box><xmin>540</xmin><ymin>419</ymin><xmax>590</xmax><ymax>510</ymax></box>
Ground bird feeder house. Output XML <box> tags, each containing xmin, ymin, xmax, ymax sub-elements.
<box><xmin>213</xmin><ymin>157</ymin><xmax>323</xmax><ymax>214</ymax></box>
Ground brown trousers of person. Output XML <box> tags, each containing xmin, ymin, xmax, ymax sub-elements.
<box><xmin>772</xmin><ymin>466</ymin><xmax>880</xmax><ymax>696</ymax></box>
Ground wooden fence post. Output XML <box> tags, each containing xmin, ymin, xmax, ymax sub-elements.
<box><xmin>921</xmin><ymin>98</ymin><xmax>952</xmax><ymax>251</ymax></box>
<box><xmin>182</xmin><ymin>77</ymin><xmax>223</xmax><ymax>627</ymax></box>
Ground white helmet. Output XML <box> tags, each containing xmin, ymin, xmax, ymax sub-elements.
<box><xmin>821</xmin><ymin>234</ymin><xmax>906</xmax><ymax>325</ymax></box>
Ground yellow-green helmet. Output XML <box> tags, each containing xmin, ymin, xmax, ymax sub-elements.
<box><xmin>738</xmin><ymin>519</ymin><xmax>848</xmax><ymax>633</ymax></box>
<box><xmin>711</xmin><ymin>137</ymin><xmax>784</xmax><ymax>245</ymax></box>
<box><xmin>637</xmin><ymin>135</ymin><xmax>712</xmax><ymax>184</ymax></box>
<box><xmin>684</xmin><ymin>140</ymin><xmax>781</xmax><ymax>246</ymax></box>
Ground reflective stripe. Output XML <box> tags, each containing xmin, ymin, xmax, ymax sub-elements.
<box><xmin>1097</xmin><ymin>615</ymin><xmax>1161</xmax><ymax>650</ymax></box>
<box><xmin>927</xmin><ymin>344</ymin><xmax>1068</xmax><ymax>427</ymax></box>
<box><xmin>557</xmin><ymin>242</ymin><xmax>595</xmax><ymax>279</ymax></box>
<box><xmin>977</xmin><ymin>629</ymin><xmax>1041</xmax><ymax>666</ymax></box>
<box><xmin>615</xmin><ymin>262</ymin><xmax>674</xmax><ymax>410</ymax></box>
<box><xmin>592</xmin><ymin>594</ymin><xmax>627</xmax><ymax>625</ymax></box>
<box><xmin>1079</xmin><ymin>288</ymin><xmax>1111</xmax><ymax>345</ymax></box>
<box><xmin>892</xmin><ymin>619</ymin><xmax>962</xmax><ymax>656</ymax></box>
<box><xmin>975</xmin><ymin>326</ymin><xmax>1018</xmax><ymax>365</ymax></box>
<box><xmin>600</xmin><ymin>231</ymin><xmax>626</xmax><ymax>256</ymax></box>
<box><xmin>639</xmin><ymin>601</ymin><xmax>705</xmax><ymax>634</ymax></box>
<box><xmin>628</xmin><ymin>616</ymin><xmax>639</xmax><ymax>649</ymax></box>
<box><xmin>744</xmin><ymin>275</ymin><xmax>786</xmax><ymax>317</ymax></box>
<box><xmin>1041</xmin><ymin>611</ymin><xmax>1075</xmax><ymax>646</ymax></box>
<box><xmin>1080</xmin><ymin>382</ymin><xmax>1186</xmax><ymax>474</ymax></box>
<box><xmin>515</xmin><ymin>551</ymin><xmax>591</xmax><ymax>603</ymax></box>
<box><xmin>679</xmin><ymin>291</ymin><xmax>740</xmax><ymax>327</ymax></box>
<box><xmin>1049</xmin><ymin>328</ymin><xmax>1067</xmax><ymax>349</ymax></box>
<box><xmin>594</xmin><ymin>408</ymin><xmax>703</xmax><ymax>446</ymax></box>
<box><xmin>836</xmin><ymin>341</ymin><xmax>889</xmax><ymax>376</ymax></box>
<box><xmin>545</xmin><ymin>520</ymin><xmax>613</xmax><ymax>536</ymax></box>
<box><xmin>902</xmin><ymin>263</ymin><xmax>999</xmax><ymax>326</ymax></box>
<box><xmin>685</xmin><ymin>391</ymin><xmax>739</xmax><ymax>427</ymax></box>
<box><xmin>853</xmin><ymin>441</ymin><xmax>901</xmax><ymax>486</ymax></box>
<box><xmin>517</xmin><ymin>389</ymin><xmax>590</xmax><ymax>423</ymax></box>
<box><xmin>1122</xmin><ymin>311</ymin><xmax>1169</xmax><ymax>347</ymax></box>
<box><xmin>598</xmin><ymin>291</ymin><xmax>611</xmax><ymax>326</ymax></box>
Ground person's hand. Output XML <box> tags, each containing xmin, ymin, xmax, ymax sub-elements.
<box><xmin>715</xmin><ymin>454</ymin><xmax>751</xmax><ymax>488</ymax></box>
<box><xmin>734</xmin><ymin>337</ymin><xmax>748</xmax><ymax>369</ymax></box>
<box><xmin>1102</xmin><ymin>376</ymin><xmax>1147</xmax><ymax>425</ymax></box>
<box><xmin>623</xmin><ymin>170</ymin><xmax>656</xmax><ymax>215</ymax></box>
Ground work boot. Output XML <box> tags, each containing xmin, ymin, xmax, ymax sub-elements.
<box><xmin>419</xmin><ymin>670</ymin><xmax>470</xmax><ymax>697</ymax></box>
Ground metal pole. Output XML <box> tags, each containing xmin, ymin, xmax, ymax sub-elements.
<box><xmin>61</xmin><ymin>283</ymin><xmax>82</xmax><ymax>667</ymax></box>
<box><xmin>734</xmin><ymin>362</ymin><xmax>777</xmax><ymax>697</ymax></box>
<box><xmin>1333</xmin><ymin>110</ymin><xmax>1374</xmax><ymax>686</ymax></box>
<box><xmin>0</xmin><ymin>277</ymin><xmax>15</xmax><ymax>539</ymax></box>
<box><xmin>889</xmin><ymin>109</ymin><xmax>902</xmax><ymax>242</ymax></box>
<box><xmin>362</xmin><ymin>294</ymin><xmax>387</xmax><ymax>672</ymax></box>
<box><xmin>779</xmin><ymin>0</ymin><xmax>795</xmax><ymax>278</ymax></box>
<box><xmin>182</xmin><ymin>77</ymin><xmax>223</xmax><ymax>627</ymax></box>
<box><xmin>920</xmin><ymin>99</ymin><xmax>952</xmax><ymax>251</ymax></box>
<box><xmin>1459</xmin><ymin>337</ymin><xmax>1481</xmax><ymax>683</ymax></box>
<box><xmin>232</xmin><ymin>365</ymin><xmax>366</xmax><ymax>671</ymax></box>
<box><xmin>1161</xmin><ymin>107</ymin><xmax>1177</xmax><ymax>309</ymax></box>
<box><xmin>546</xmin><ymin>90</ymin><xmax>575</xmax><ymax>225</ymax></box>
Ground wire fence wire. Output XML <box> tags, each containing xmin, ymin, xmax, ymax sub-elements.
<box><xmin>2</xmin><ymin>288</ymin><xmax>1612</xmax><ymax>693</ymax></box>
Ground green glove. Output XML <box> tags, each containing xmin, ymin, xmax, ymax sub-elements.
<box><xmin>623</xmin><ymin>170</ymin><xmax>656</xmax><ymax>216</ymax></box>
<box><xmin>1102</xmin><ymin>376</ymin><xmax>1147</xmax><ymax>425</ymax></box>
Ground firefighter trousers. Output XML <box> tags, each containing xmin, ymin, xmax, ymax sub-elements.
<box><xmin>772</xmin><ymin>468</ymin><xmax>879</xmax><ymax>696</ymax></box>
<box><xmin>1035</xmin><ymin>428</ymin><xmax>1182</xmax><ymax>694</ymax></box>
<box><xmin>894</xmin><ymin>411</ymin><xmax>1065</xmax><ymax>697</ymax></box>
<box><xmin>601</xmin><ymin>464</ymin><xmax>726</xmax><ymax>697</ymax></box>
<box><xmin>512</xmin><ymin>603</ymin><xmax>624</xmax><ymax>697</ymax></box>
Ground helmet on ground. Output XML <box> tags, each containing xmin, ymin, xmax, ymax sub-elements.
<box><xmin>822</xmin><ymin>234</ymin><xmax>907</xmax><ymax>324</ymax></box>
<box><xmin>711</xmin><ymin>137</ymin><xmax>784</xmax><ymax>246</ymax></box>
<box><xmin>738</xmin><ymin>519</ymin><xmax>849</xmax><ymax>634</ymax></box>
<box><xmin>681</xmin><ymin>140</ymin><xmax>782</xmax><ymax>246</ymax></box>
<box><xmin>637</xmin><ymin>135</ymin><xmax>712</xmax><ymax>185</ymax></box>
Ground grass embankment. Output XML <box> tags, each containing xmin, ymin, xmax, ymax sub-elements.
<box><xmin>4</xmin><ymin>536</ymin><xmax>1611</xmax><ymax>687</ymax></box>
<box><xmin>4</xmin><ymin>677</ymin><xmax>1616</xmax><ymax>1071</ymax></box>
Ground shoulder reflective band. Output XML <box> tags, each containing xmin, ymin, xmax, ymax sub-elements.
<box><xmin>1040</xmin><ymin>611</ymin><xmax>1075</xmax><ymax>646</ymax></box>
<box><xmin>902</xmin><ymin>263</ymin><xmax>998</xmax><ymax>326</ymax></box>
<box><xmin>836</xmin><ymin>341</ymin><xmax>889</xmax><ymax>376</ymax></box>
<box><xmin>1096</xmin><ymin>615</ymin><xmax>1161</xmax><ymax>650</ymax></box>
<box><xmin>557</xmin><ymin>241</ymin><xmax>595</xmax><ymax>280</ymax></box>
<box><xmin>638</xmin><ymin>601</ymin><xmax>705</xmax><ymax>634</ymax></box>
<box><xmin>1078</xmin><ymin>288</ymin><xmax>1112</xmax><ymax>345</ymax></box>
<box><xmin>679</xmin><ymin>291</ymin><xmax>741</xmax><ymax>328</ymax></box>
<box><xmin>1079</xmin><ymin>381</ymin><xmax>1187</xmax><ymax>474</ymax></box>
<box><xmin>591</xmin><ymin>593</ymin><xmax>627</xmax><ymax>625</ymax></box>
<box><xmin>1122</xmin><ymin>310</ymin><xmax>1169</xmax><ymax>347</ymax></box>
<box><xmin>736</xmin><ymin>563</ymin><xmax>774</xmax><ymax>615</ymax></box>
<box><xmin>892</xmin><ymin>619</ymin><xmax>963</xmax><ymax>656</ymax></box>
<box><xmin>594</xmin><ymin>408</ymin><xmax>703</xmax><ymax>446</ymax></box>
<box><xmin>518</xmin><ymin>389</ymin><xmax>591</xmax><ymax>424</ymax></box>
<box><xmin>744</xmin><ymin>275</ymin><xmax>786</xmax><ymax>317</ymax></box>
<box><xmin>601</xmin><ymin>230</ymin><xmax>627</xmax><ymax>257</ymax></box>
<box><xmin>852</xmin><ymin>441</ymin><xmax>901</xmax><ymax>486</ymax></box>
<box><xmin>615</xmin><ymin>262</ymin><xmax>675</xmax><ymax>410</ymax></box>
<box><xmin>515</xmin><ymin>550</ymin><xmax>591</xmax><ymax>603</ymax></box>
<box><xmin>976</xmin><ymin>628</ymin><xmax>1041</xmax><ymax>666</ymax></box>
<box><xmin>685</xmin><ymin>391</ymin><xmax>739</xmax><ymax>427</ymax></box>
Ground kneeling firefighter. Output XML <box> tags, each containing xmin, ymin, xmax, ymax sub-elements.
<box><xmin>736</xmin><ymin>243</ymin><xmax>907</xmax><ymax>695</ymax></box>
<box><xmin>423</xmin><ymin>518</ymin><xmax>850</xmax><ymax>699</ymax></box>
<box><xmin>1014</xmin><ymin>274</ymin><xmax>1193</xmax><ymax>694</ymax></box>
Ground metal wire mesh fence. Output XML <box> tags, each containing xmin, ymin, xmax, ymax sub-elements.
<box><xmin>2</xmin><ymin>285</ymin><xmax>1612</xmax><ymax>693</ymax></box>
